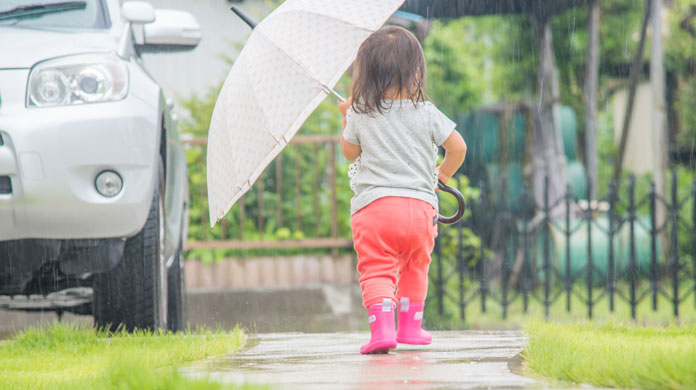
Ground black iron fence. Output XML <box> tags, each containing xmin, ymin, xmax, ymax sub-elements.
<box><xmin>430</xmin><ymin>170</ymin><xmax>696</xmax><ymax>320</ymax></box>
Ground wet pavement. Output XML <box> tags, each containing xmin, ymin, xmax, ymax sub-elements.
<box><xmin>183</xmin><ymin>331</ymin><xmax>565</xmax><ymax>389</ymax></box>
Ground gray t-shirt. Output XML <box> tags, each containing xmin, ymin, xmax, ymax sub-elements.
<box><xmin>343</xmin><ymin>100</ymin><xmax>456</xmax><ymax>215</ymax></box>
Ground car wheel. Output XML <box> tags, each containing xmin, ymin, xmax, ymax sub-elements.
<box><xmin>167</xmin><ymin>243</ymin><xmax>186</xmax><ymax>332</ymax></box>
<box><xmin>92</xmin><ymin>250</ymin><xmax>133</xmax><ymax>331</ymax></box>
<box><xmin>93</xmin><ymin>161</ymin><xmax>167</xmax><ymax>332</ymax></box>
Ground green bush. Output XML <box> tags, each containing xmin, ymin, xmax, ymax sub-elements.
<box><xmin>180</xmin><ymin>87</ymin><xmax>354</xmax><ymax>262</ymax></box>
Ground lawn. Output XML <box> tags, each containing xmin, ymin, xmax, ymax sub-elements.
<box><xmin>0</xmin><ymin>323</ymin><xmax>264</xmax><ymax>390</ymax></box>
<box><xmin>523</xmin><ymin>322</ymin><xmax>696</xmax><ymax>390</ymax></box>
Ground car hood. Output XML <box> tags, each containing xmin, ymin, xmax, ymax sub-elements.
<box><xmin>0</xmin><ymin>27</ymin><xmax>118</xmax><ymax>69</ymax></box>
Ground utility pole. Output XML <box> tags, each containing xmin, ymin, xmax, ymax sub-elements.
<box><xmin>584</xmin><ymin>0</ymin><xmax>600</xmax><ymax>200</ymax></box>
<box><xmin>651</xmin><ymin>0</ymin><xmax>667</xmax><ymax>227</ymax></box>
<box><xmin>534</xmin><ymin>16</ymin><xmax>567</xmax><ymax>217</ymax></box>
<box><xmin>614</xmin><ymin>0</ymin><xmax>651</xmax><ymax>183</ymax></box>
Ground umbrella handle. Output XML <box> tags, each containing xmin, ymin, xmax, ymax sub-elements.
<box><xmin>437</xmin><ymin>180</ymin><xmax>466</xmax><ymax>225</ymax></box>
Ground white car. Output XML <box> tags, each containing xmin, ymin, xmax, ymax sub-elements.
<box><xmin>0</xmin><ymin>0</ymin><xmax>200</xmax><ymax>331</ymax></box>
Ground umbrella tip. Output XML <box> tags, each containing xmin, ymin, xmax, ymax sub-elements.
<box><xmin>230</xmin><ymin>5</ymin><xmax>257</xmax><ymax>29</ymax></box>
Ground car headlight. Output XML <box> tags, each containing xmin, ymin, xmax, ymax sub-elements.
<box><xmin>27</xmin><ymin>54</ymin><xmax>129</xmax><ymax>108</ymax></box>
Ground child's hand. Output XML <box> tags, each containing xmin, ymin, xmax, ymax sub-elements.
<box><xmin>436</xmin><ymin>167</ymin><xmax>450</xmax><ymax>190</ymax></box>
<box><xmin>337</xmin><ymin>97</ymin><xmax>353</xmax><ymax>117</ymax></box>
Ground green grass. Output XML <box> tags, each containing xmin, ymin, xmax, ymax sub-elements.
<box><xmin>523</xmin><ymin>322</ymin><xmax>696</xmax><ymax>389</ymax></box>
<box><xmin>426</xmin><ymin>284</ymin><xmax>696</xmax><ymax>329</ymax></box>
<box><xmin>0</xmin><ymin>323</ymin><xmax>265</xmax><ymax>390</ymax></box>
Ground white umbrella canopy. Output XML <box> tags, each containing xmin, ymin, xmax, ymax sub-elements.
<box><xmin>207</xmin><ymin>0</ymin><xmax>405</xmax><ymax>227</ymax></box>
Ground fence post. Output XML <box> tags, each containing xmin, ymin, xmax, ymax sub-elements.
<box><xmin>479</xmin><ymin>179</ymin><xmax>488</xmax><ymax>315</ymax></box>
<box><xmin>693</xmin><ymin>179</ymin><xmax>696</xmax><ymax>310</ymax></box>
<box><xmin>436</xmin><ymin>234</ymin><xmax>444</xmax><ymax>316</ymax></box>
<box><xmin>608</xmin><ymin>182</ymin><xmax>616</xmax><ymax>312</ymax></box>
<box><xmin>202</xmin><ymin>182</ymin><xmax>209</xmax><ymax>240</ymax></box>
<box><xmin>258</xmin><ymin>172</ymin><xmax>265</xmax><ymax>233</ymax></box>
<box><xmin>329</xmin><ymin>143</ymin><xmax>338</xmax><ymax>258</ymax></box>
<box><xmin>650</xmin><ymin>181</ymin><xmax>658</xmax><ymax>311</ymax></box>
<box><xmin>565</xmin><ymin>184</ymin><xmax>572</xmax><ymax>312</ymax></box>
<box><xmin>502</xmin><ymin>219</ymin><xmax>509</xmax><ymax>320</ymax></box>
<box><xmin>480</xmin><ymin>225</ymin><xmax>487</xmax><ymax>314</ymax></box>
<box><xmin>629</xmin><ymin>175</ymin><xmax>637</xmax><ymax>319</ymax></box>
<box><xmin>457</xmin><ymin>176</ymin><xmax>466</xmax><ymax>321</ymax></box>
<box><xmin>587</xmin><ymin>178</ymin><xmax>594</xmax><ymax>319</ymax></box>
<box><xmin>313</xmin><ymin>144</ymin><xmax>321</xmax><ymax>235</ymax></box>
<box><xmin>294</xmin><ymin>152</ymin><xmax>302</xmax><ymax>230</ymax></box>
<box><xmin>221</xmin><ymin>216</ymin><xmax>229</xmax><ymax>239</ymax></box>
<box><xmin>276</xmin><ymin>154</ymin><xmax>283</xmax><ymax>230</ymax></box>
<box><xmin>522</xmin><ymin>185</ymin><xmax>530</xmax><ymax>314</ymax></box>
<box><xmin>671</xmin><ymin>169</ymin><xmax>679</xmax><ymax>317</ymax></box>
<box><xmin>239</xmin><ymin>194</ymin><xmax>246</xmax><ymax>239</ymax></box>
<box><xmin>499</xmin><ymin>179</ymin><xmax>509</xmax><ymax>320</ymax></box>
<box><xmin>543</xmin><ymin>176</ymin><xmax>551</xmax><ymax>320</ymax></box>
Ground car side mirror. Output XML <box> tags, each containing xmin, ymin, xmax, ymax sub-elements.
<box><xmin>121</xmin><ymin>1</ymin><xmax>156</xmax><ymax>23</ymax></box>
<box><xmin>137</xmin><ymin>10</ymin><xmax>202</xmax><ymax>53</ymax></box>
<box><xmin>117</xmin><ymin>1</ymin><xmax>156</xmax><ymax>58</ymax></box>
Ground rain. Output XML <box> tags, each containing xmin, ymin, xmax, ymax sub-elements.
<box><xmin>1</xmin><ymin>0</ymin><xmax>695</xmax><ymax>389</ymax></box>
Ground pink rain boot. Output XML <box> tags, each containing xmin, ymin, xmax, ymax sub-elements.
<box><xmin>396</xmin><ymin>297</ymin><xmax>432</xmax><ymax>345</ymax></box>
<box><xmin>360</xmin><ymin>298</ymin><xmax>397</xmax><ymax>354</ymax></box>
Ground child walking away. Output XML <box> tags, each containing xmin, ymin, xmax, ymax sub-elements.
<box><xmin>338</xmin><ymin>26</ymin><xmax>467</xmax><ymax>354</ymax></box>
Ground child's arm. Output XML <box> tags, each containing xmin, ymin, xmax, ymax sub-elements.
<box><xmin>437</xmin><ymin>131</ymin><xmax>467</xmax><ymax>185</ymax></box>
<box><xmin>338</xmin><ymin>98</ymin><xmax>362</xmax><ymax>162</ymax></box>
<box><xmin>341</xmin><ymin>136</ymin><xmax>362</xmax><ymax>162</ymax></box>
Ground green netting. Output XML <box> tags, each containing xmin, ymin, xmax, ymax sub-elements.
<box><xmin>566</xmin><ymin>159</ymin><xmax>587</xmax><ymax>200</ymax></box>
<box><xmin>456</xmin><ymin>109</ymin><xmax>527</xmax><ymax>164</ymax></box>
<box><xmin>473</xmin><ymin>111</ymin><xmax>501</xmax><ymax>161</ymax></box>
<box><xmin>457</xmin><ymin>105</ymin><xmax>578</xmax><ymax>164</ymax></box>
<box><xmin>548</xmin><ymin>217</ymin><xmax>657</xmax><ymax>279</ymax></box>
<box><xmin>560</xmin><ymin>106</ymin><xmax>578</xmax><ymax>160</ymax></box>
<box><xmin>507</xmin><ymin>112</ymin><xmax>526</xmax><ymax>163</ymax></box>
<box><xmin>485</xmin><ymin>162</ymin><xmax>525</xmax><ymax>212</ymax></box>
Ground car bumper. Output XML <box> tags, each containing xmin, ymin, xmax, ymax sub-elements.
<box><xmin>0</xmin><ymin>69</ymin><xmax>159</xmax><ymax>240</ymax></box>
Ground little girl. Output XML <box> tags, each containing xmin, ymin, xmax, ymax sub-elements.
<box><xmin>338</xmin><ymin>26</ymin><xmax>467</xmax><ymax>354</ymax></box>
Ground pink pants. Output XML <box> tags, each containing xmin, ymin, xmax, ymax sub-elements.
<box><xmin>351</xmin><ymin>197</ymin><xmax>438</xmax><ymax>308</ymax></box>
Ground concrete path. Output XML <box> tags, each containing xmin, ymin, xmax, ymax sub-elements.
<box><xmin>185</xmin><ymin>331</ymin><xmax>554</xmax><ymax>389</ymax></box>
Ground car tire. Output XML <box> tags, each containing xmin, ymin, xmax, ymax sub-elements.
<box><xmin>167</xmin><ymin>244</ymin><xmax>186</xmax><ymax>332</ymax></box>
<box><xmin>92</xmin><ymin>250</ymin><xmax>133</xmax><ymax>331</ymax></box>
<box><xmin>93</xmin><ymin>161</ymin><xmax>167</xmax><ymax>332</ymax></box>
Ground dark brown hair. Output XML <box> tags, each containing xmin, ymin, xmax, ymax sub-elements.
<box><xmin>351</xmin><ymin>26</ymin><xmax>427</xmax><ymax>115</ymax></box>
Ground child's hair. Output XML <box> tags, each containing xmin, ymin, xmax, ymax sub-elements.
<box><xmin>351</xmin><ymin>26</ymin><xmax>426</xmax><ymax>115</ymax></box>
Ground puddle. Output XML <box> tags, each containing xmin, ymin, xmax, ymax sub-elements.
<box><xmin>184</xmin><ymin>331</ymin><xmax>545</xmax><ymax>389</ymax></box>
<box><xmin>508</xmin><ymin>353</ymin><xmax>525</xmax><ymax>376</ymax></box>
<box><xmin>184</xmin><ymin>331</ymin><xmax>607</xmax><ymax>389</ymax></box>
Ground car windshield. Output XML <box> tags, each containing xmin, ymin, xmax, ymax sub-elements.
<box><xmin>0</xmin><ymin>0</ymin><xmax>109</xmax><ymax>29</ymax></box>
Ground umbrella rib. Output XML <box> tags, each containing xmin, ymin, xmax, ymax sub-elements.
<box><xmin>252</xmin><ymin>29</ymin><xmax>333</xmax><ymax>93</ymax></box>
<box><xmin>242</xmin><ymin>31</ymin><xmax>328</xmax><ymax>146</ymax></box>
<box><xmin>255</xmin><ymin>8</ymin><xmax>377</xmax><ymax>90</ymax></box>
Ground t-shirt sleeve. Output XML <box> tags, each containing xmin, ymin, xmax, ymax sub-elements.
<box><xmin>342</xmin><ymin>108</ymin><xmax>360</xmax><ymax>145</ymax></box>
<box><xmin>428</xmin><ymin>103</ymin><xmax>456</xmax><ymax>146</ymax></box>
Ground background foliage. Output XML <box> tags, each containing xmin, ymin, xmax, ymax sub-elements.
<box><xmin>180</xmin><ymin>0</ymin><xmax>695</xmax><ymax>268</ymax></box>
<box><xmin>181</xmin><ymin>90</ymin><xmax>353</xmax><ymax>262</ymax></box>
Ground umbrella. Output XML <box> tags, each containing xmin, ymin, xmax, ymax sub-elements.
<box><xmin>206</xmin><ymin>0</ymin><xmax>405</xmax><ymax>226</ymax></box>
